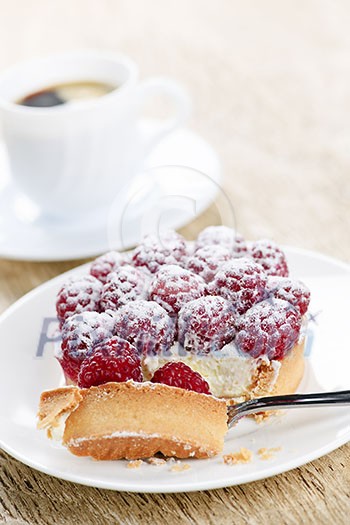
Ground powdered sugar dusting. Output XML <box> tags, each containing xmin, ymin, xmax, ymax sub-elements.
<box><xmin>100</xmin><ymin>265</ymin><xmax>148</xmax><ymax>312</ymax></box>
<box><xmin>196</xmin><ymin>225</ymin><xmax>247</xmax><ymax>254</ymax></box>
<box><xmin>114</xmin><ymin>300</ymin><xmax>175</xmax><ymax>356</ymax></box>
<box><xmin>60</xmin><ymin>311</ymin><xmax>115</xmax><ymax>354</ymax></box>
<box><xmin>235</xmin><ymin>299</ymin><xmax>302</xmax><ymax>359</ymax></box>
<box><xmin>56</xmin><ymin>275</ymin><xmax>102</xmax><ymax>327</ymax></box>
<box><xmin>53</xmin><ymin>227</ymin><xmax>310</xmax><ymax>396</ymax></box>
<box><xmin>57</xmin><ymin>311</ymin><xmax>115</xmax><ymax>382</ymax></box>
<box><xmin>186</xmin><ymin>245</ymin><xmax>232</xmax><ymax>283</ymax></box>
<box><xmin>148</xmin><ymin>265</ymin><xmax>206</xmax><ymax>314</ymax></box>
<box><xmin>249</xmin><ymin>239</ymin><xmax>289</xmax><ymax>277</ymax></box>
<box><xmin>266</xmin><ymin>276</ymin><xmax>310</xmax><ymax>316</ymax></box>
<box><xmin>132</xmin><ymin>231</ymin><xmax>188</xmax><ymax>274</ymax></box>
<box><xmin>178</xmin><ymin>295</ymin><xmax>236</xmax><ymax>353</ymax></box>
<box><xmin>208</xmin><ymin>258</ymin><xmax>267</xmax><ymax>314</ymax></box>
<box><xmin>90</xmin><ymin>251</ymin><xmax>126</xmax><ymax>284</ymax></box>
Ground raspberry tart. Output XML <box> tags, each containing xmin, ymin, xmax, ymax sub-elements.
<box><xmin>38</xmin><ymin>226</ymin><xmax>310</xmax><ymax>460</ymax></box>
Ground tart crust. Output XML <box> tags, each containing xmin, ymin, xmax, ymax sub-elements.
<box><xmin>37</xmin><ymin>344</ymin><xmax>304</xmax><ymax>459</ymax></box>
<box><xmin>250</xmin><ymin>340</ymin><xmax>305</xmax><ymax>398</ymax></box>
<box><xmin>271</xmin><ymin>340</ymin><xmax>305</xmax><ymax>395</ymax></box>
<box><xmin>38</xmin><ymin>381</ymin><xmax>228</xmax><ymax>460</ymax></box>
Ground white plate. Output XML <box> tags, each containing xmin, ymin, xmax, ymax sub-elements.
<box><xmin>0</xmin><ymin>122</ymin><xmax>221</xmax><ymax>261</ymax></box>
<box><xmin>0</xmin><ymin>247</ymin><xmax>349</xmax><ymax>493</ymax></box>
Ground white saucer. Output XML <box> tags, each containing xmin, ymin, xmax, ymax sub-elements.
<box><xmin>0</xmin><ymin>122</ymin><xmax>221</xmax><ymax>261</ymax></box>
<box><xmin>0</xmin><ymin>247</ymin><xmax>349</xmax><ymax>492</ymax></box>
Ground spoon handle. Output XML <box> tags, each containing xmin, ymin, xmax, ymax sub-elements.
<box><xmin>227</xmin><ymin>390</ymin><xmax>350</xmax><ymax>428</ymax></box>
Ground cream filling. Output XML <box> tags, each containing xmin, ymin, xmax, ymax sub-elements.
<box><xmin>143</xmin><ymin>317</ymin><xmax>308</xmax><ymax>399</ymax></box>
<box><xmin>48</xmin><ymin>412</ymin><xmax>70</xmax><ymax>441</ymax></box>
<box><xmin>143</xmin><ymin>342</ymin><xmax>281</xmax><ymax>399</ymax></box>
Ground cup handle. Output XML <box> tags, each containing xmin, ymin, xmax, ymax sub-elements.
<box><xmin>135</xmin><ymin>77</ymin><xmax>192</xmax><ymax>153</ymax></box>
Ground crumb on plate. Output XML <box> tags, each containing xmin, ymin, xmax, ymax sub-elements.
<box><xmin>223</xmin><ymin>447</ymin><xmax>253</xmax><ymax>465</ymax></box>
<box><xmin>253</xmin><ymin>410</ymin><xmax>281</xmax><ymax>423</ymax></box>
<box><xmin>170</xmin><ymin>461</ymin><xmax>191</xmax><ymax>472</ymax></box>
<box><xmin>258</xmin><ymin>447</ymin><xmax>281</xmax><ymax>460</ymax></box>
<box><xmin>127</xmin><ymin>459</ymin><xmax>143</xmax><ymax>469</ymax></box>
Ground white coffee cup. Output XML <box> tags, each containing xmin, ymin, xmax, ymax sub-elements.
<box><xmin>0</xmin><ymin>51</ymin><xmax>191</xmax><ymax>217</ymax></box>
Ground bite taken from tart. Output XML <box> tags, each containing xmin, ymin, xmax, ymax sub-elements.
<box><xmin>38</xmin><ymin>226</ymin><xmax>311</xmax><ymax>460</ymax></box>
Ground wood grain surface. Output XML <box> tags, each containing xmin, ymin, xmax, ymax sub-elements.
<box><xmin>0</xmin><ymin>1</ymin><xmax>349</xmax><ymax>523</ymax></box>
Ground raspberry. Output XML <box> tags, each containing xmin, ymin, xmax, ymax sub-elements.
<box><xmin>178</xmin><ymin>296</ymin><xmax>236</xmax><ymax>353</ymax></box>
<box><xmin>207</xmin><ymin>258</ymin><xmax>267</xmax><ymax>314</ymax></box>
<box><xmin>151</xmin><ymin>362</ymin><xmax>211</xmax><ymax>394</ymax></box>
<box><xmin>235</xmin><ymin>299</ymin><xmax>302</xmax><ymax>360</ymax></box>
<box><xmin>90</xmin><ymin>251</ymin><xmax>126</xmax><ymax>284</ymax></box>
<box><xmin>148</xmin><ymin>265</ymin><xmax>206</xmax><ymax>315</ymax></box>
<box><xmin>56</xmin><ymin>275</ymin><xmax>102</xmax><ymax>328</ymax></box>
<box><xmin>249</xmin><ymin>240</ymin><xmax>289</xmax><ymax>277</ymax></box>
<box><xmin>57</xmin><ymin>311</ymin><xmax>115</xmax><ymax>383</ymax></box>
<box><xmin>266</xmin><ymin>276</ymin><xmax>310</xmax><ymax>316</ymax></box>
<box><xmin>114</xmin><ymin>300</ymin><xmax>175</xmax><ymax>356</ymax></box>
<box><xmin>196</xmin><ymin>226</ymin><xmax>247</xmax><ymax>254</ymax></box>
<box><xmin>77</xmin><ymin>336</ymin><xmax>142</xmax><ymax>388</ymax></box>
<box><xmin>132</xmin><ymin>230</ymin><xmax>188</xmax><ymax>274</ymax></box>
<box><xmin>186</xmin><ymin>245</ymin><xmax>232</xmax><ymax>283</ymax></box>
<box><xmin>100</xmin><ymin>265</ymin><xmax>148</xmax><ymax>312</ymax></box>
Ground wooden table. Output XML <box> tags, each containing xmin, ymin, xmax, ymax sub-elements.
<box><xmin>1</xmin><ymin>1</ymin><xmax>349</xmax><ymax>523</ymax></box>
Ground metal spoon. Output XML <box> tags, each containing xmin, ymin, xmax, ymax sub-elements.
<box><xmin>227</xmin><ymin>390</ymin><xmax>350</xmax><ymax>428</ymax></box>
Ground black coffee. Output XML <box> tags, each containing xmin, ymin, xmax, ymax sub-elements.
<box><xmin>17</xmin><ymin>80</ymin><xmax>116</xmax><ymax>108</ymax></box>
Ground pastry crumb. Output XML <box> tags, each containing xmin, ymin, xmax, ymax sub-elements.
<box><xmin>170</xmin><ymin>461</ymin><xmax>191</xmax><ymax>472</ymax></box>
<box><xmin>223</xmin><ymin>447</ymin><xmax>253</xmax><ymax>465</ymax></box>
<box><xmin>148</xmin><ymin>457</ymin><xmax>167</xmax><ymax>466</ymax></box>
<box><xmin>258</xmin><ymin>447</ymin><xmax>281</xmax><ymax>460</ymax></box>
<box><xmin>254</xmin><ymin>410</ymin><xmax>281</xmax><ymax>423</ymax></box>
<box><xmin>253</xmin><ymin>412</ymin><xmax>271</xmax><ymax>423</ymax></box>
<box><xmin>127</xmin><ymin>459</ymin><xmax>143</xmax><ymax>469</ymax></box>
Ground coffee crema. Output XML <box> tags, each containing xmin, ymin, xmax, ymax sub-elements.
<box><xmin>17</xmin><ymin>80</ymin><xmax>116</xmax><ymax>108</ymax></box>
